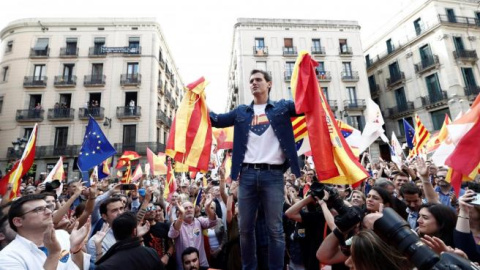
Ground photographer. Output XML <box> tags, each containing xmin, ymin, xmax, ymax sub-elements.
<box><xmin>285</xmin><ymin>186</ymin><xmax>336</xmax><ymax>270</ymax></box>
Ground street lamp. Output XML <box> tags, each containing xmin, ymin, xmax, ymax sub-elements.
<box><xmin>103</xmin><ymin>117</ymin><xmax>112</xmax><ymax>128</ymax></box>
<box><xmin>11</xmin><ymin>137</ymin><xmax>28</xmax><ymax>158</ymax></box>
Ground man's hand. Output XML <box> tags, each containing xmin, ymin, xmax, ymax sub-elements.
<box><xmin>92</xmin><ymin>223</ymin><xmax>110</xmax><ymax>247</ymax></box>
<box><xmin>44</xmin><ymin>224</ymin><xmax>61</xmax><ymax>255</ymax></box>
<box><xmin>69</xmin><ymin>217</ymin><xmax>91</xmax><ymax>252</ymax></box>
<box><xmin>416</xmin><ymin>157</ymin><xmax>429</xmax><ymax>179</ymax></box>
<box><xmin>136</xmin><ymin>221</ymin><xmax>151</xmax><ymax>237</ymax></box>
<box><xmin>218</xmin><ymin>167</ymin><xmax>225</xmax><ymax>180</ymax></box>
<box><xmin>144</xmin><ymin>187</ymin><xmax>154</xmax><ymax>203</ymax></box>
<box><xmin>177</xmin><ymin>205</ymin><xmax>185</xmax><ymax>218</ymax></box>
<box><xmin>71</xmin><ymin>181</ymin><xmax>85</xmax><ymax>197</ymax></box>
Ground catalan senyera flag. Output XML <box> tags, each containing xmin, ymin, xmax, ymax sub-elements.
<box><xmin>409</xmin><ymin>114</ymin><xmax>431</xmax><ymax>158</ymax></box>
<box><xmin>290</xmin><ymin>51</ymin><xmax>368</xmax><ymax>185</ymax></box>
<box><xmin>147</xmin><ymin>148</ymin><xmax>167</xmax><ymax>175</ymax></box>
<box><xmin>98</xmin><ymin>156</ymin><xmax>113</xmax><ymax>180</ymax></box>
<box><xmin>121</xmin><ymin>161</ymin><xmax>132</xmax><ymax>183</ymax></box>
<box><xmin>131</xmin><ymin>163</ymin><xmax>143</xmax><ymax>182</ymax></box>
<box><xmin>174</xmin><ymin>161</ymin><xmax>190</xmax><ymax>173</ymax></box>
<box><xmin>116</xmin><ymin>151</ymin><xmax>141</xmax><ymax>169</ymax></box>
<box><xmin>166</xmin><ymin>77</ymin><xmax>212</xmax><ymax>172</ymax></box>
<box><xmin>164</xmin><ymin>158</ymin><xmax>176</xmax><ymax>199</ymax></box>
<box><xmin>212</xmin><ymin>127</ymin><xmax>234</xmax><ymax>152</ymax></box>
<box><xmin>426</xmin><ymin>114</ymin><xmax>451</xmax><ymax>153</ymax></box>
<box><xmin>292</xmin><ymin>116</ymin><xmax>311</xmax><ymax>156</ymax></box>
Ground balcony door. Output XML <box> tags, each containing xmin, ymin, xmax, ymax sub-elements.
<box><xmin>66</xmin><ymin>38</ymin><xmax>77</xmax><ymax>55</ymax></box>
<box><xmin>419</xmin><ymin>45</ymin><xmax>433</xmax><ymax>66</ymax></box>
<box><xmin>425</xmin><ymin>74</ymin><xmax>442</xmax><ymax>101</ymax></box>
<box><xmin>54</xmin><ymin>127</ymin><xmax>68</xmax><ymax>150</ymax></box>
<box><xmin>346</xmin><ymin>87</ymin><xmax>357</xmax><ymax>105</ymax></box>
<box><xmin>453</xmin><ymin>37</ymin><xmax>465</xmax><ymax>52</ymax></box>
<box><xmin>394</xmin><ymin>87</ymin><xmax>407</xmax><ymax>109</ymax></box>
<box><xmin>446</xmin><ymin>8</ymin><xmax>456</xmax><ymax>23</ymax></box>
<box><xmin>343</xmin><ymin>62</ymin><xmax>352</xmax><ymax>76</ymax></box>
<box><xmin>63</xmin><ymin>64</ymin><xmax>74</xmax><ymax>81</ymax></box>
<box><xmin>127</xmin><ymin>62</ymin><xmax>139</xmax><ymax>81</ymax></box>
<box><xmin>388</xmin><ymin>62</ymin><xmax>401</xmax><ymax>79</ymax></box>
<box><xmin>123</xmin><ymin>125</ymin><xmax>137</xmax><ymax>150</ymax></box>
<box><xmin>33</xmin><ymin>64</ymin><xmax>45</xmax><ymax>80</ymax></box>
<box><xmin>285</xmin><ymin>62</ymin><xmax>295</xmax><ymax>78</ymax></box>
<box><xmin>312</xmin><ymin>39</ymin><xmax>321</xmax><ymax>51</ymax></box>
<box><xmin>29</xmin><ymin>95</ymin><xmax>42</xmax><ymax>109</ymax></box>
<box><xmin>255</xmin><ymin>38</ymin><xmax>265</xmax><ymax>49</ymax></box>
<box><xmin>462</xmin><ymin>68</ymin><xmax>477</xmax><ymax>89</ymax></box>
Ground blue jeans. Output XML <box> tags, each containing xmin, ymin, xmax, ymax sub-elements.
<box><xmin>238</xmin><ymin>167</ymin><xmax>285</xmax><ymax>270</ymax></box>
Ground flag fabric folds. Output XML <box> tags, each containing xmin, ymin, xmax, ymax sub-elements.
<box><xmin>410</xmin><ymin>114</ymin><xmax>431</xmax><ymax>157</ymax></box>
<box><xmin>0</xmin><ymin>124</ymin><xmax>38</xmax><ymax>199</ymax></box>
<box><xmin>44</xmin><ymin>157</ymin><xmax>65</xmax><ymax>183</ymax></box>
<box><xmin>164</xmin><ymin>159</ymin><xmax>176</xmax><ymax>199</ymax></box>
<box><xmin>121</xmin><ymin>162</ymin><xmax>132</xmax><ymax>183</ymax></box>
<box><xmin>403</xmin><ymin>119</ymin><xmax>415</xmax><ymax>149</ymax></box>
<box><xmin>116</xmin><ymin>151</ymin><xmax>141</xmax><ymax>169</ymax></box>
<box><xmin>131</xmin><ymin>163</ymin><xmax>143</xmax><ymax>182</ymax></box>
<box><xmin>290</xmin><ymin>51</ymin><xmax>368</xmax><ymax>185</ymax></box>
<box><xmin>426</xmin><ymin>114</ymin><xmax>451</xmax><ymax>153</ymax></box>
<box><xmin>98</xmin><ymin>156</ymin><xmax>113</xmax><ymax>180</ymax></box>
<box><xmin>358</xmin><ymin>99</ymin><xmax>387</xmax><ymax>153</ymax></box>
<box><xmin>78</xmin><ymin>116</ymin><xmax>116</xmax><ymax>171</ymax></box>
<box><xmin>166</xmin><ymin>77</ymin><xmax>212</xmax><ymax>172</ymax></box>
<box><xmin>212</xmin><ymin>127</ymin><xmax>234</xmax><ymax>152</ymax></box>
<box><xmin>147</xmin><ymin>148</ymin><xmax>167</xmax><ymax>175</ymax></box>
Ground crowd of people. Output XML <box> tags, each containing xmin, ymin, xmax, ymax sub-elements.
<box><xmin>0</xmin><ymin>69</ymin><xmax>478</xmax><ymax>270</ymax></box>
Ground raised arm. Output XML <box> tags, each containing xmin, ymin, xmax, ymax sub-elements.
<box><xmin>285</xmin><ymin>195</ymin><xmax>315</xmax><ymax>222</ymax></box>
<box><xmin>209</xmin><ymin>109</ymin><xmax>236</xmax><ymax>128</ymax></box>
<box><xmin>416</xmin><ymin>157</ymin><xmax>439</xmax><ymax>204</ymax></box>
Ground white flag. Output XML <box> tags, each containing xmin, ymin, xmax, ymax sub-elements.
<box><xmin>358</xmin><ymin>99</ymin><xmax>386</xmax><ymax>153</ymax></box>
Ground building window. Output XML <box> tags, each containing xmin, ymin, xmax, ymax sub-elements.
<box><xmin>94</xmin><ymin>37</ymin><xmax>105</xmax><ymax>53</ymax></box>
<box><xmin>24</xmin><ymin>127</ymin><xmax>33</xmax><ymax>139</ymax></box>
<box><xmin>462</xmin><ymin>67</ymin><xmax>477</xmax><ymax>91</ymax></box>
<box><xmin>5</xmin><ymin>41</ymin><xmax>13</xmax><ymax>53</ymax></box>
<box><xmin>33</xmin><ymin>64</ymin><xmax>46</xmax><ymax>80</ymax></box>
<box><xmin>54</xmin><ymin>127</ymin><xmax>69</xmax><ymax>150</ymax></box>
<box><xmin>127</xmin><ymin>62</ymin><xmax>139</xmax><ymax>75</ymax></box>
<box><xmin>398</xmin><ymin>117</ymin><xmax>413</xmax><ymax>137</ymax></box>
<box><xmin>476</xmin><ymin>12</ymin><xmax>480</xmax><ymax>23</ymax></box>
<box><xmin>285</xmin><ymin>62</ymin><xmax>295</xmax><ymax>79</ymax></box>
<box><xmin>386</xmin><ymin>39</ymin><xmax>394</xmax><ymax>54</ymax></box>
<box><xmin>453</xmin><ymin>36</ymin><xmax>465</xmax><ymax>52</ymax></box>
<box><xmin>33</xmin><ymin>38</ymin><xmax>49</xmax><ymax>51</ymax></box>
<box><xmin>128</xmin><ymin>37</ymin><xmax>140</xmax><ymax>53</ymax></box>
<box><xmin>425</xmin><ymin>73</ymin><xmax>442</xmax><ymax>100</ymax></box>
<box><xmin>419</xmin><ymin>44</ymin><xmax>433</xmax><ymax>65</ymax></box>
<box><xmin>347</xmin><ymin>116</ymin><xmax>365</xmax><ymax>130</ymax></box>
<box><xmin>2</xmin><ymin>66</ymin><xmax>8</xmax><ymax>82</ymax></box>
<box><xmin>339</xmin><ymin>39</ymin><xmax>349</xmax><ymax>53</ymax></box>
<box><xmin>342</xmin><ymin>62</ymin><xmax>352</xmax><ymax>76</ymax></box>
<box><xmin>394</xmin><ymin>87</ymin><xmax>408</xmax><ymax>109</ymax></box>
<box><xmin>159</xmin><ymin>48</ymin><xmax>163</xmax><ymax>61</ymax></box>
<box><xmin>431</xmin><ymin>108</ymin><xmax>450</xmax><ymax>130</ymax></box>
<box><xmin>312</xmin><ymin>39</ymin><xmax>322</xmax><ymax>53</ymax></box>
<box><xmin>0</xmin><ymin>96</ymin><xmax>3</xmax><ymax>114</ymax></box>
<box><xmin>255</xmin><ymin>38</ymin><xmax>265</xmax><ymax>49</ymax></box>
<box><xmin>365</xmin><ymin>54</ymin><xmax>371</xmax><ymax>68</ymax></box>
<box><xmin>66</xmin><ymin>38</ymin><xmax>77</xmax><ymax>55</ymax></box>
<box><xmin>368</xmin><ymin>75</ymin><xmax>377</xmax><ymax>93</ymax></box>
<box><xmin>388</xmin><ymin>62</ymin><xmax>401</xmax><ymax>79</ymax></box>
<box><xmin>322</xmin><ymin>87</ymin><xmax>329</xmax><ymax>100</ymax></box>
<box><xmin>346</xmin><ymin>87</ymin><xmax>357</xmax><ymax>104</ymax></box>
<box><xmin>317</xmin><ymin>62</ymin><xmax>325</xmax><ymax>72</ymax></box>
<box><xmin>123</xmin><ymin>125</ymin><xmax>137</xmax><ymax>149</ymax></box>
<box><xmin>414</xmin><ymin>18</ymin><xmax>423</xmax><ymax>36</ymax></box>
<box><xmin>92</xmin><ymin>63</ymin><xmax>103</xmax><ymax>76</ymax></box>
<box><xmin>446</xmin><ymin>8</ymin><xmax>456</xmax><ymax>23</ymax></box>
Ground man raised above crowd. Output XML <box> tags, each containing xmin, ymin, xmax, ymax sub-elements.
<box><xmin>210</xmin><ymin>69</ymin><xmax>302</xmax><ymax>269</ymax></box>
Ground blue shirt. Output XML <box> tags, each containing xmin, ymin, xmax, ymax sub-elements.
<box><xmin>210</xmin><ymin>99</ymin><xmax>302</xmax><ymax>180</ymax></box>
<box><xmin>434</xmin><ymin>186</ymin><xmax>465</xmax><ymax>209</ymax></box>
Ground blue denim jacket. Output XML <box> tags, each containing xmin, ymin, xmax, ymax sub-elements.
<box><xmin>210</xmin><ymin>99</ymin><xmax>302</xmax><ymax>180</ymax></box>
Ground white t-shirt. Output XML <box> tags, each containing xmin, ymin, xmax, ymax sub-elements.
<box><xmin>244</xmin><ymin>104</ymin><xmax>285</xmax><ymax>164</ymax></box>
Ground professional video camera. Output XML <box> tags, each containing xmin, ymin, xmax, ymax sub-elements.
<box><xmin>309</xmin><ymin>182</ymin><xmax>364</xmax><ymax>233</ymax></box>
<box><xmin>374</xmin><ymin>208</ymin><xmax>480</xmax><ymax>270</ymax></box>
<box><xmin>45</xmin><ymin>180</ymin><xmax>61</xmax><ymax>192</ymax></box>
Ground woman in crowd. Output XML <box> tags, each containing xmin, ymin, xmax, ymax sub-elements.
<box><xmin>348</xmin><ymin>190</ymin><xmax>366</xmax><ymax>208</ymax></box>
<box><xmin>417</xmin><ymin>203</ymin><xmax>456</xmax><ymax>247</ymax></box>
<box><xmin>366</xmin><ymin>186</ymin><xmax>392</xmax><ymax>213</ymax></box>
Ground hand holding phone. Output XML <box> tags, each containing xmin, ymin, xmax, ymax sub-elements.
<box><xmin>120</xmin><ymin>184</ymin><xmax>137</xmax><ymax>190</ymax></box>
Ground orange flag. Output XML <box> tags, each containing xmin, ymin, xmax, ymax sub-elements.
<box><xmin>290</xmin><ymin>52</ymin><xmax>368</xmax><ymax>185</ymax></box>
<box><xmin>166</xmin><ymin>77</ymin><xmax>212</xmax><ymax>172</ymax></box>
<box><xmin>426</xmin><ymin>114</ymin><xmax>451</xmax><ymax>153</ymax></box>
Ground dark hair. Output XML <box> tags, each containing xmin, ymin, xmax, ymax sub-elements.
<box><xmin>399</xmin><ymin>182</ymin><xmax>422</xmax><ymax>197</ymax></box>
<box><xmin>0</xmin><ymin>211</ymin><xmax>8</xmax><ymax>236</ymax></box>
<box><xmin>40</xmin><ymin>191</ymin><xmax>58</xmax><ymax>201</ymax></box>
<box><xmin>351</xmin><ymin>230</ymin><xmax>410</xmax><ymax>270</ymax></box>
<box><xmin>100</xmin><ymin>197</ymin><xmax>123</xmax><ymax>216</ymax></box>
<box><xmin>394</xmin><ymin>171</ymin><xmax>409</xmax><ymax>180</ymax></box>
<box><xmin>182</xmin><ymin>246</ymin><xmax>200</xmax><ymax>262</ymax></box>
<box><xmin>250</xmin><ymin>69</ymin><xmax>272</xmax><ymax>94</ymax></box>
<box><xmin>73</xmin><ymin>202</ymin><xmax>86</xmax><ymax>218</ymax></box>
<box><xmin>419</xmin><ymin>203</ymin><xmax>456</xmax><ymax>246</ymax></box>
<box><xmin>112</xmin><ymin>212</ymin><xmax>137</xmax><ymax>241</ymax></box>
<box><xmin>370</xmin><ymin>186</ymin><xmax>393</xmax><ymax>207</ymax></box>
<box><xmin>8</xmin><ymin>194</ymin><xmax>46</xmax><ymax>232</ymax></box>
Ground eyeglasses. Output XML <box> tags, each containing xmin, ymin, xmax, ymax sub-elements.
<box><xmin>20</xmin><ymin>205</ymin><xmax>51</xmax><ymax>216</ymax></box>
<box><xmin>146</xmin><ymin>206</ymin><xmax>157</xmax><ymax>211</ymax></box>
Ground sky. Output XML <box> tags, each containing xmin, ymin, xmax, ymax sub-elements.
<box><xmin>0</xmin><ymin>0</ymin><xmax>408</xmax><ymax>112</ymax></box>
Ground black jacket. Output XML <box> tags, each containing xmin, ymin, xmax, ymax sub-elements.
<box><xmin>96</xmin><ymin>237</ymin><xmax>164</xmax><ymax>270</ymax></box>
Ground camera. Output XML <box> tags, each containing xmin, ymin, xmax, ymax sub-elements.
<box><xmin>374</xmin><ymin>208</ymin><xmax>479</xmax><ymax>270</ymax></box>
<box><xmin>45</xmin><ymin>180</ymin><xmax>61</xmax><ymax>192</ymax></box>
<box><xmin>309</xmin><ymin>182</ymin><xmax>364</xmax><ymax>232</ymax></box>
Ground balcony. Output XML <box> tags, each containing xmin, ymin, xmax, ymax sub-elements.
<box><xmin>54</xmin><ymin>75</ymin><xmax>77</xmax><ymax>87</ymax></box>
<box><xmin>341</xmin><ymin>71</ymin><xmax>359</xmax><ymax>82</ymax></box>
<box><xmin>165</xmin><ymin>90</ymin><xmax>172</xmax><ymax>102</ymax></box>
<box><xmin>438</xmin><ymin>14</ymin><xmax>480</xmax><ymax>26</ymax></box>
<box><xmin>88</xmin><ymin>47</ymin><xmax>107</xmax><ymax>57</ymax></box>
<box><xmin>24</xmin><ymin>76</ymin><xmax>47</xmax><ymax>88</ymax></box>
<box><xmin>283</xmin><ymin>46</ymin><xmax>297</xmax><ymax>56</ymax></box>
<box><xmin>453</xmin><ymin>50</ymin><xmax>478</xmax><ymax>62</ymax></box>
<box><xmin>421</xmin><ymin>91</ymin><xmax>448</xmax><ymax>109</ymax></box>
<box><xmin>116</xmin><ymin>106</ymin><xmax>141</xmax><ymax>119</ymax></box>
<box><xmin>387</xmin><ymin>101</ymin><xmax>414</xmax><ymax>118</ymax></box>
<box><xmin>339</xmin><ymin>46</ymin><xmax>353</xmax><ymax>56</ymax></box>
<box><xmin>30</xmin><ymin>48</ymin><xmax>49</xmax><ymax>58</ymax></box>
<box><xmin>124</xmin><ymin>46</ymin><xmax>141</xmax><ymax>56</ymax></box>
<box><xmin>312</xmin><ymin>46</ymin><xmax>326</xmax><ymax>55</ymax></box>
<box><xmin>253</xmin><ymin>46</ymin><xmax>269</xmax><ymax>56</ymax></box>
<box><xmin>36</xmin><ymin>145</ymin><xmax>81</xmax><ymax>158</ymax></box>
<box><xmin>114</xmin><ymin>142</ymin><xmax>166</xmax><ymax>155</ymax></box>
<box><xmin>157</xmin><ymin>109</ymin><xmax>172</xmax><ymax>127</ymax></box>
<box><xmin>317</xmin><ymin>71</ymin><xmax>331</xmax><ymax>82</ymax></box>
<box><xmin>343</xmin><ymin>99</ymin><xmax>366</xmax><ymax>110</ymax></box>
<box><xmin>370</xmin><ymin>84</ymin><xmax>380</xmax><ymax>98</ymax></box>
<box><xmin>328</xmin><ymin>100</ymin><xmax>338</xmax><ymax>111</ymax></box>
<box><xmin>79</xmin><ymin>107</ymin><xmax>105</xmax><ymax>120</ymax></box>
<box><xmin>47</xmin><ymin>108</ymin><xmax>75</xmax><ymax>121</ymax></box>
<box><xmin>159</xmin><ymin>58</ymin><xmax>165</xmax><ymax>69</ymax></box>
<box><xmin>414</xmin><ymin>55</ymin><xmax>440</xmax><ymax>75</ymax></box>
<box><xmin>16</xmin><ymin>109</ymin><xmax>44</xmax><ymax>122</ymax></box>
<box><xmin>158</xmin><ymin>80</ymin><xmax>164</xmax><ymax>93</ymax></box>
<box><xmin>284</xmin><ymin>72</ymin><xmax>292</xmax><ymax>82</ymax></box>
<box><xmin>120</xmin><ymin>74</ymin><xmax>141</xmax><ymax>86</ymax></box>
<box><xmin>59</xmin><ymin>47</ymin><xmax>78</xmax><ymax>58</ymax></box>
<box><xmin>464</xmin><ymin>85</ymin><xmax>480</xmax><ymax>100</ymax></box>
<box><xmin>387</xmin><ymin>72</ymin><xmax>405</xmax><ymax>89</ymax></box>
<box><xmin>84</xmin><ymin>75</ymin><xmax>106</xmax><ymax>87</ymax></box>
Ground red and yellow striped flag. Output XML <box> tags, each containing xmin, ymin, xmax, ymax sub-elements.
<box><xmin>147</xmin><ymin>148</ymin><xmax>167</xmax><ymax>175</ymax></box>
<box><xmin>116</xmin><ymin>151</ymin><xmax>141</xmax><ymax>169</ymax></box>
<box><xmin>426</xmin><ymin>114</ymin><xmax>451</xmax><ymax>153</ymax></box>
<box><xmin>0</xmin><ymin>124</ymin><xmax>38</xmax><ymax>200</ymax></box>
<box><xmin>409</xmin><ymin>114</ymin><xmax>431</xmax><ymax>157</ymax></box>
<box><xmin>166</xmin><ymin>77</ymin><xmax>212</xmax><ymax>172</ymax></box>
<box><xmin>164</xmin><ymin>158</ymin><xmax>176</xmax><ymax>199</ymax></box>
<box><xmin>290</xmin><ymin>51</ymin><xmax>368</xmax><ymax>185</ymax></box>
<box><xmin>212</xmin><ymin>127</ymin><xmax>234</xmax><ymax>152</ymax></box>
<box><xmin>121</xmin><ymin>161</ymin><xmax>132</xmax><ymax>183</ymax></box>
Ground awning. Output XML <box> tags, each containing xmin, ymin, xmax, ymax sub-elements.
<box><xmin>33</xmin><ymin>38</ymin><xmax>49</xmax><ymax>50</ymax></box>
<box><xmin>129</xmin><ymin>37</ymin><xmax>140</xmax><ymax>42</ymax></box>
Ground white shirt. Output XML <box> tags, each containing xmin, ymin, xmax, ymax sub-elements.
<box><xmin>0</xmin><ymin>230</ymin><xmax>91</xmax><ymax>270</ymax></box>
<box><xmin>86</xmin><ymin>228</ymin><xmax>116</xmax><ymax>264</ymax></box>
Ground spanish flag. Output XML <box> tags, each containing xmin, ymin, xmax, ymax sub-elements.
<box><xmin>116</xmin><ymin>151</ymin><xmax>141</xmax><ymax>169</ymax></box>
<box><xmin>146</xmin><ymin>148</ymin><xmax>167</xmax><ymax>175</ymax></box>
<box><xmin>164</xmin><ymin>158</ymin><xmax>176</xmax><ymax>199</ymax></box>
<box><xmin>131</xmin><ymin>163</ymin><xmax>143</xmax><ymax>182</ymax></box>
<box><xmin>121</xmin><ymin>161</ymin><xmax>132</xmax><ymax>183</ymax></box>
<box><xmin>290</xmin><ymin>52</ymin><xmax>368</xmax><ymax>185</ymax></box>
<box><xmin>0</xmin><ymin>124</ymin><xmax>38</xmax><ymax>200</ymax></box>
<box><xmin>166</xmin><ymin>77</ymin><xmax>212</xmax><ymax>172</ymax></box>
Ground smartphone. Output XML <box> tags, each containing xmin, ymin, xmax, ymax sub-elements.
<box><xmin>470</xmin><ymin>193</ymin><xmax>480</xmax><ymax>206</ymax></box>
<box><xmin>120</xmin><ymin>184</ymin><xmax>136</xmax><ymax>190</ymax></box>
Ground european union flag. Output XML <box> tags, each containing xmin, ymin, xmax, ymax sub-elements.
<box><xmin>77</xmin><ymin>116</ymin><xmax>116</xmax><ymax>172</ymax></box>
<box><xmin>403</xmin><ymin>118</ymin><xmax>415</xmax><ymax>149</ymax></box>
